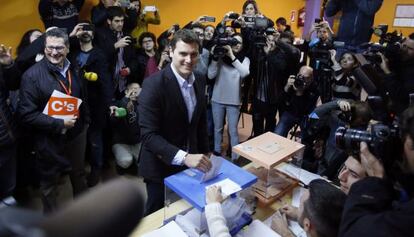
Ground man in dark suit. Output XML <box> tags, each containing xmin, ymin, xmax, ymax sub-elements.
<box><xmin>138</xmin><ymin>29</ymin><xmax>212</xmax><ymax>215</ymax></box>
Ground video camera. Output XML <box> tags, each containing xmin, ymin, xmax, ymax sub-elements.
<box><xmin>361</xmin><ymin>24</ymin><xmax>403</xmax><ymax>66</ymax></box>
<box><xmin>293</xmin><ymin>75</ymin><xmax>307</xmax><ymax>89</ymax></box>
<box><xmin>212</xmin><ymin>26</ymin><xmax>239</xmax><ymax>58</ymax></box>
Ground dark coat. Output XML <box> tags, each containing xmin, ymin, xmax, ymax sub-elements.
<box><xmin>138</xmin><ymin>65</ymin><xmax>209</xmax><ymax>182</ymax></box>
<box><xmin>110</xmin><ymin>97</ymin><xmax>140</xmax><ymax>145</ymax></box>
<box><xmin>17</xmin><ymin>58</ymin><xmax>88</xmax><ymax>173</ymax></box>
<box><xmin>95</xmin><ymin>27</ymin><xmax>139</xmax><ymax>90</ymax></box>
<box><xmin>38</xmin><ymin>0</ymin><xmax>85</xmax><ymax>32</ymax></box>
<box><xmin>339</xmin><ymin>177</ymin><xmax>414</xmax><ymax>237</ymax></box>
<box><xmin>69</xmin><ymin>46</ymin><xmax>113</xmax><ymax>129</ymax></box>
<box><xmin>0</xmin><ymin>63</ymin><xmax>21</xmax><ymax>152</ymax></box>
<box><xmin>325</xmin><ymin>0</ymin><xmax>383</xmax><ymax>46</ymax></box>
<box><xmin>136</xmin><ymin>49</ymin><xmax>160</xmax><ymax>85</ymax></box>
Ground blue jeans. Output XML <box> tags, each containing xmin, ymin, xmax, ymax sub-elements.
<box><xmin>275</xmin><ymin>111</ymin><xmax>303</xmax><ymax>138</ymax></box>
<box><xmin>211</xmin><ymin>102</ymin><xmax>240</xmax><ymax>160</ymax></box>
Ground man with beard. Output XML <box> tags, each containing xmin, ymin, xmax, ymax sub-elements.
<box><xmin>69</xmin><ymin>22</ymin><xmax>113</xmax><ymax>187</ymax></box>
<box><xmin>271</xmin><ymin>179</ymin><xmax>346</xmax><ymax>237</ymax></box>
<box><xmin>95</xmin><ymin>6</ymin><xmax>138</xmax><ymax>99</ymax></box>
<box><xmin>18</xmin><ymin>28</ymin><xmax>89</xmax><ymax>212</ymax></box>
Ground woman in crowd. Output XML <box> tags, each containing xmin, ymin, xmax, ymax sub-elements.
<box><xmin>208</xmin><ymin>33</ymin><xmax>250</xmax><ymax>162</ymax></box>
<box><xmin>330</xmin><ymin>50</ymin><xmax>361</xmax><ymax>101</ymax></box>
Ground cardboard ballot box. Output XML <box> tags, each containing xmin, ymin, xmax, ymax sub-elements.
<box><xmin>163</xmin><ymin>156</ymin><xmax>257</xmax><ymax>236</ymax></box>
<box><xmin>233</xmin><ymin>132</ymin><xmax>305</xmax><ymax>206</ymax></box>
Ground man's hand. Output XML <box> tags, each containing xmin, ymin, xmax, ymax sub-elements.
<box><xmin>224</xmin><ymin>45</ymin><xmax>235</xmax><ymax>60</ymax></box>
<box><xmin>206</xmin><ymin>186</ymin><xmax>223</xmax><ymax>204</ymax></box>
<box><xmin>114</xmin><ymin>36</ymin><xmax>132</xmax><ymax>49</ymax></box>
<box><xmin>271</xmin><ymin>211</ymin><xmax>295</xmax><ymax>237</ymax></box>
<box><xmin>184</xmin><ymin>154</ymin><xmax>212</xmax><ymax>173</ymax></box>
<box><xmin>0</xmin><ymin>44</ymin><xmax>13</xmax><ymax>66</ymax></box>
<box><xmin>63</xmin><ymin>115</ymin><xmax>77</xmax><ymax>129</ymax></box>
<box><xmin>360</xmin><ymin>142</ymin><xmax>385</xmax><ymax>178</ymax></box>
<box><xmin>279</xmin><ymin>204</ymin><xmax>299</xmax><ymax>221</ymax></box>
<box><xmin>109</xmin><ymin>106</ymin><xmax>118</xmax><ymax>116</ymax></box>
<box><xmin>378</xmin><ymin>52</ymin><xmax>391</xmax><ymax>75</ymax></box>
<box><xmin>285</xmin><ymin>75</ymin><xmax>295</xmax><ymax>92</ymax></box>
<box><xmin>337</xmin><ymin>100</ymin><xmax>351</xmax><ymax>111</ymax></box>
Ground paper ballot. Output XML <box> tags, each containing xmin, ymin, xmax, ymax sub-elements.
<box><xmin>201</xmin><ymin>155</ymin><xmax>223</xmax><ymax>182</ymax></box>
<box><xmin>206</xmin><ymin>178</ymin><xmax>241</xmax><ymax>197</ymax></box>
<box><xmin>142</xmin><ymin>221</ymin><xmax>188</xmax><ymax>237</ymax></box>
<box><xmin>42</xmin><ymin>90</ymin><xmax>82</xmax><ymax>120</ymax></box>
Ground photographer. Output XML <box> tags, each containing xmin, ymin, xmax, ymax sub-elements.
<box><xmin>310</xmin><ymin>100</ymin><xmax>372</xmax><ymax>179</ymax></box>
<box><xmin>275</xmin><ymin>66</ymin><xmax>318</xmax><ymax>138</ymax></box>
<box><xmin>208</xmin><ymin>34</ymin><xmax>250</xmax><ymax>161</ymax></box>
<box><xmin>69</xmin><ymin>22</ymin><xmax>113</xmax><ymax>187</ymax></box>
<box><xmin>95</xmin><ymin>6</ymin><xmax>139</xmax><ymax>99</ymax></box>
<box><xmin>305</xmin><ymin>21</ymin><xmax>334</xmax><ymax>102</ymax></box>
<box><xmin>380</xmin><ymin>33</ymin><xmax>414</xmax><ymax>114</ymax></box>
<box><xmin>330</xmin><ymin>50</ymin><xmax>361</xmax><ymax>101</ymax></box>
<box><xmin>339</xmin><ymin>105</ymin><xmax>414</xmax><ymax>237</ymax></box>
<box><xmin>91</xmin><ymin>0</ymin><xmax>138</xmax><ymax>33</ymax></box>
<box><xmin>251</xmin><ymin>33</ymin><xmax>300</xmax><ymax>136</ymax></box>
<box><xmin>130</xmin><ymin>0</ymin><xmax>161</xmax><ymax>48</ymax></box>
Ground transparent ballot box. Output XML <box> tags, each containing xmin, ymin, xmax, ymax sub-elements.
<box><xmin>163</xmin><ymin>156</ymin><xmax>257</xmax><ymax>237</ymax></box>
<box><xmin>233</xmin><ymin>132</ymin><xmax>305</xmax><ymax>206</ymax></box>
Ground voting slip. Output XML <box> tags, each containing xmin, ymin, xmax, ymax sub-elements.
<box><xmin>201</xmin><ymin>155</ymin><xmax>223</xmax><ymax>182</ymax></box>
<box><xmin>42</xmin><ymin>90</ymin><xmax>82</xmax><ymax>120</ymax></box>
<box><xmin>205</xmin><ymin>178</ymin><xmax>242</xmax><ymax>197</ymax></box>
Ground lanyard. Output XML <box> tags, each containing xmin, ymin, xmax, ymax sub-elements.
<box><xmin>58</xmin><ymin>70</ymin><xmax>72</xmax><ymax>95</ymax></box>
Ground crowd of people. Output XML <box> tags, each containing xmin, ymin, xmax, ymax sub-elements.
<box><xmin>1</xmin><ymin>0</ymin><xmax>414</xmax><ymax>236</ymax></box>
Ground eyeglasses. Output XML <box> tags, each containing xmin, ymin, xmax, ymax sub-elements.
<box><xmin>45</xmin><ymin>45</ymin><xmax>66</xmax><ymax>53</ymax></box>
<box><xmin>142</xmin><ymin>39</ymin><xmax>153</xmax><ymax>44</ymax></box>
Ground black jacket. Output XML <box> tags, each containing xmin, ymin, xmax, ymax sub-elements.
<box><xmin>339</xmin><ymin>177</ymin><xmax>414</xmax><ymax>237</ymax></box>
<box><xmin>95</xmin><ymin>27</ymin><xmax>139</xmax><ymax>90</ymax></box>
<box><xmin>383</xmin><ymin>59</ymin><xmax>414</xmax><ymax>114</ymax></box>
<box><xmin>136</xmin><ymin>49</ymin><xmax>160</xmax><ymax>85</ymax></box>
<box><xmin>38</xmin><ymin>0</ymin><xmax>85</xmax><ymax>32</ymax></box>
<box><xmin>0</xmin><ymin>63</ymin><xmax>21</xmax><ymax>151</ymax></box>
<box><xmin>17</xmin><ymin>58</ymin><xmax>89</xmax><ymax>172</ymax></box>
<box><xmin>138</xmin><ymin>65</ymin><xmax>209</xmax><ymax>182</ymax></box>
<box><xmin>69</xmin><ymin>46</ymin><xmax>113</xmax><ymax>129</ymax></box>
<box><xmin>110</xmin><ymin>97</ymin><xmax>140</xmax><ymax>145</ymax></box>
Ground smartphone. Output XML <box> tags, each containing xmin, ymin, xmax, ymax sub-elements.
<box><xmin>143</xmin><ymin>5</ymin><xmax>157</xmax><ymax>12</ymax></box>
<box><xmin>203</xmin><ymin>16</ymin><xmax>216</xmax><ymax>22</ymax></box>
<box><xmin>314</xmin><ymin>18</ymin><xmax>322</xmax><ymax>24</ymax></box>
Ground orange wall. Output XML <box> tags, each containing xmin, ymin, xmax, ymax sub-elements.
<box><xmin>374</xmin><ymin>0</ymin><xmax>414</xmax><ymax>37</ymax></box>
<box><xmin>0</xmin><ymin>0</ymin><xmax>305</xmax><ymax>56</ymax></box>
<box><xmin>1</xmin><ymin>0</ymin><xmax>412</xmax><ymax>57</ymax></box>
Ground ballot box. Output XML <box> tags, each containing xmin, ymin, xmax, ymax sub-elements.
<box><xmin>233</xmin><ymin>132</ymin><xmax>305</xmax><ymax>206</ymax></box>
<box><xmin>163</xmin><ymin>156</ymin><xmax>257</xmax><ymax>236</ymax></box>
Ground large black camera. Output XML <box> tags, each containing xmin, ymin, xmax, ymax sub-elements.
<box><xmin>335</xmin><ymin>123</ymin><xmax>399</xmax><ymax>161</ymax></box>
<box><xmin>212</xmin><ymin>25</ymin><xmax>239</xmax><ymax>58</ymax></box>
<box><xmin>293</xmin><ymin>75</ymin><xmax>306</xmax><ymax>89</ymax></box>
<box><xmin>361</xmin><ymin>24</ymin><xmax>403</xmax><ymax>66</ymax></box>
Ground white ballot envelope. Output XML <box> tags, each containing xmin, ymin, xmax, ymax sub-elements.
<box><xmin>201</xmin><ymin>155</ymin><xmax>223</xmax><ymax>182</ymax></box>
<box><xmin>42</xmin><ymin>90</ymin><xmax>82</xmax><ymax>120</ymax></box>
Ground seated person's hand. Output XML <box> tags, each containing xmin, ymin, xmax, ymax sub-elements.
<box><xmin>271</xmin><ymin>210</ymin><xmax>295</xmax><ymax>237</ymax></box>
<box><xmin>280</xmin><ymin>204</ymin><xmax>298</xmax><ymax>221</ymax></box>
<box><xmin>206</xmin><ymin>186</ymin><xmax>223</xmax><ymax>204</ymax></box>
<box><xmin>337</xmin><ymin>100</ymin><xmax>351</xmax><ymax>111</ymax></box>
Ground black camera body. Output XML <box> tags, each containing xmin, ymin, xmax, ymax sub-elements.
<box><xmin>212</xmin><ymin>26</ymin><xmax>239</xmax><ymax>58</ymax></box>
<box><xmin>335</xmin><ymin>123</ymin><xmax>399</xmax><ymax>161</ymax></box>
<box><xmin>294</xmin><ymin>75</ymin><xmax>306</xmax><ymax>89</ymax></box>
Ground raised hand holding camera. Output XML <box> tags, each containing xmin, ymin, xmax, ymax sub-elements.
<box><xmin>360</xmin><ymin>142</ymin><xmax>385</xmax><ymax>178</ymax></box>
<box><xmin>114</xmin><ymin>36</ymin><xmax>132</xmax><ymax>49</ymax></box>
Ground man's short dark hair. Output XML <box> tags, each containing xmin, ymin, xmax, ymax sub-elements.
<box><xmin>303</xmin><ymin>179</ymin><xmax>347</xmax><ymax>237</ymax></box>
<box><xmin>170</xmin><ymin>29</ymin><xmax>200</xmax><ymax>50</ymax></box>
<box><xmin>276</xmin><ymin>17</ymin><xmax>287</xmax><ymax>26</ymax></box>
<box><xmin>279</xmin><ymin>31</ymin><xmax>294</xmax><ymax>44</ymax></box>
<box><xmin>44</xmin><ymin>28</ymin><xmax>69</xmax><ymax>47</ymax></box>
<box><xmin>139</xmin><ymin>32</ymin><xmax>156</xmax><ymax>47</ymax></box>
<box><xmin>191</xmin><ymin>22</ymin><xmax>205</xmax><ymax>31</ymax></box>
<box><xmin>409</xmin><ymin>33</ymin><xmax>414</xmax><ymax>40</ymax></box>
<box><xmin>107</xmin><ymin>6</ymin><xmax>125</xmax><ymax>21</ymax></box>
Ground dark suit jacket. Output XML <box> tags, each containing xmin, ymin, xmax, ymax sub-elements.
<box><xmin>138</xmin><ymin>65</ymin><xmax>209</xmax><ymax>182</ymax></box>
